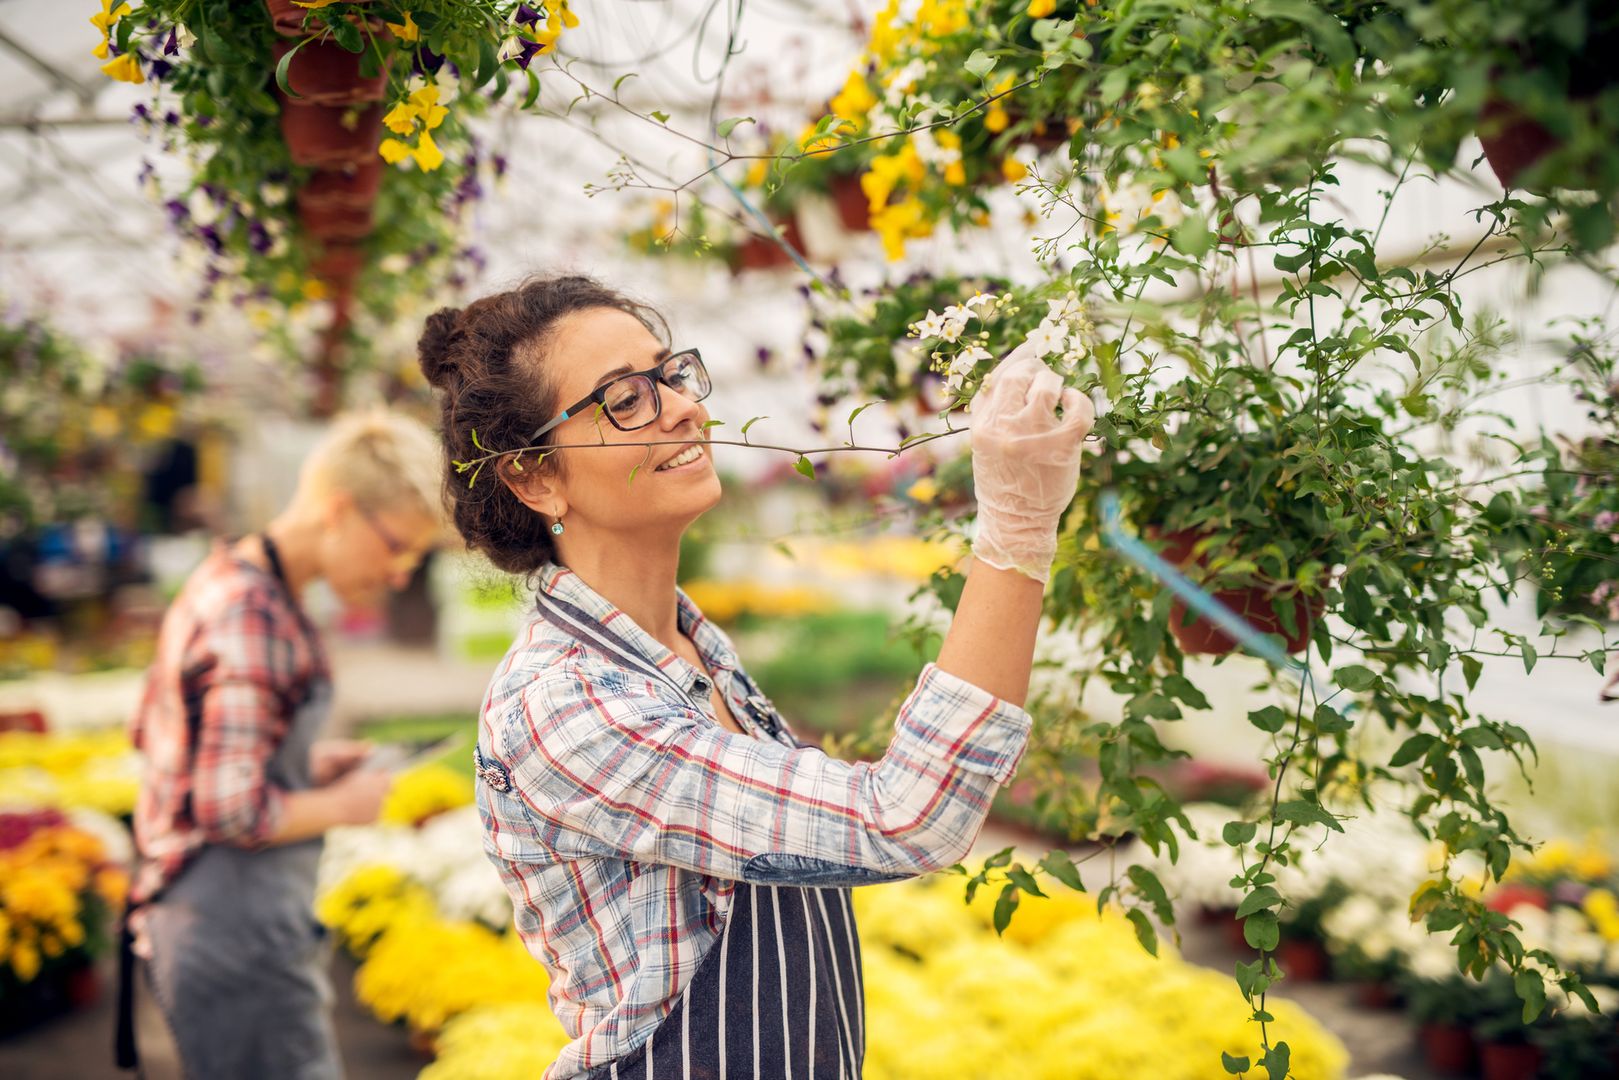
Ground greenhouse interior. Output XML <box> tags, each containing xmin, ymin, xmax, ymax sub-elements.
<box><xmin>0</xmin><ymin>1</ymin><xmax>1617</xmax><ymax>1078</ymax></box>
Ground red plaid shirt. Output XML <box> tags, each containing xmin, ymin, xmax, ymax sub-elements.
<box><xmin>129</xmin><ymin>544</ymin><xmax>329</xmax><ymax>906</ymax></box>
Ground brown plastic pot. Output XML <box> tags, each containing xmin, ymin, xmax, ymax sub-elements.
<box><xmin>312</xmin><ymin>243</ymin><xmax>366</xmax><ymax>283</ymax></box>
<box><xmin>828</xmin><ymin>172</ymin><xmax>871</xmax><ymax>232</ymax></box>
<box><xmin>1151</xmin><ymin>528</ymin><xmax>1324</xmax><ymax>656</ymax></box>
<box><xmin>279</xmin><ymin>98</ymin><xmax>383</xmax><ymax>168</ymax></box>
<box><xmin>1277</xmin><ymin>938</ymin><xmax>1331</xmax><ymax>982</ymax></box>
<box><xmin>730</xmin><ymin>217</ymin><xmax>806</xmax><ymax>272</ymax></box>
<box><xmin>301</xmin><ymin>160</ymin><xmax>382</xmax><ymax>209</ymax></box>
<box><xmin>1419</xmin><ymin>1022</ymin><xmax>1479</xmax><ymax>1075</ymax></box>
<box><xmin>1480</xmin><ymin>1041</ymin><xmax>1544</xmax><ymax>1080</ymax></box>
<box><xmin>298</xmin><ymin>195</ymin><xmax>374</xmax><ymax>241</ymax></box>
<box><xmin>272</xmin><ymin>37</ymin><xmax>388</xmax><ymax>106</ymax></box>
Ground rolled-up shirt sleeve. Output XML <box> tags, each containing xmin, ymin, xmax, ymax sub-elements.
<box><xmin>189</xmin><ymin>599</ymin><xmax>292</xmax><ymax>847</ymax></box>
<box><xmin>496</xmin><ymin>659</ymin><xmax>1033</xmax><ymax>885</ymax></box>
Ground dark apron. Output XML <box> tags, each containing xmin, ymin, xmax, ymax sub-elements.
<box><xmin>535</xmin><ymin>585</ymin><xmax>867</xmax><ymax>1080</ymax></box>
<box><xmin>117</xmin><ymin>679</ymin><xmax>340</xmax><ymax>1080</ymax></box>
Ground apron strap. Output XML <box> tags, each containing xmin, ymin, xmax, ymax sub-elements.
<box><xmin>114</xmin><ymin>903</ymin><xmax>144</xmax><ymax>1075</ymax></box>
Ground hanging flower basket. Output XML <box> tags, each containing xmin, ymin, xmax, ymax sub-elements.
<box><xmin>279</xmin><ymin>98</ymin><xmax>384</xmax><ymax>168</ymax></box>
<box><xmin>301</xmin><ymin>160</ymin><xmax>383</xmax><ymax>210</ymax></box>
<box><xmin>298</xmin><ymin>194</ymin><xmax>375</xmax><ymax>241</ymax></box>
<box><xmin>265</xmin><ymin>0</ymin><xmax>378</xmax><ymax>37</ymax></box>
<box><xmin>1151</xmin><ymin>528</ymin><xmax>1324</xmax><ymax>656</ymax></box>
<box><xmin>272</xmin><ymin>37</ymin><xmax>389</xmax><ymax>106</ymax></box>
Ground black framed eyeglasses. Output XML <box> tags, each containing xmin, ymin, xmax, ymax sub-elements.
<box><xmin>528</xmin><ymin>348</ymin><xmax>711</xmax><ymax>443</ymax></box>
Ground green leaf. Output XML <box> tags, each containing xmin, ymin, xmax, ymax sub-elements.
<box><xmin>1274</xmin><ymin>799</ymin><xmax>1344</xmax><ymax>833</ymax></box>
<box><xmin>964</xmin><ymin>49</ymin><xmax>997</xmax><ymax>78</ymax></box>
<box><xmin>274</xmin><ymin>36</ymin><xmax>313</xmax><ymax>98</ymax></box>
<box><xmin>1126</xmin><ymin>865</ymin><xmax>1174</xmax><ymax>922</ymax></box>
<box><xmin>1389</xmin><ymin>733</ymin><xmax>1437</xmax><ymax>767</ymax></box>
<box><xmin>1461</xmin><ymin>654</ymin><xmax>1484</xmax><ymax>691</ymax></box>
<box><xmin>1006</xmin><ymin>865</ymin><xmax>1047</xmax><ymax>898</ymax></box>
<box><xmin>1261</xmin><ymin>1041</ymin><xmax>1291</xmax><ymax>1080</ymax></box>
<box><xmin>1236</xmin><ymin>885</ymin><xmax>1283</xmax><ymax>919</ymax></box>
<box><xmin>1515</xmin><ymin>967</ymin><xmax>1547</xmax><ymax>1024</ymax></box>
<box><xmin>1222</xmin><ymin>1052</ymin><xmax>1252</xmax><ymax>1075</ymax></box>
<box><xmin>1335</xmin><ymin>664</ymin><xmax>1378</xmax><ymax>691</ymax></box>
<box><xmin>1170</xmin><ymin>214</ymin><xmax>1214</xmax><ymax>257</ymax></box>
<box><xmin>793</xmin><ymin>455</ymin><xmax>816</xmax><ymax>479</ymax></box>
<box><xmin>1223</xmin><ymin>821</ymin><xmax>1258</xmax><ymax>847</ymax></box>
<box><xmin>740</xmin><ymin>416</ymin><xmax>768</xmax><ymax>437</ymax></box>
<box><xmin>701</xmin><ymin>419</ymin><xmax>725</xmax><ymax>430</ymax></box>
<box><xmin>1163</xmin><ymin>674</ymin><xmax>1210</xmax><ymax>710</ymax></box>
<box><xmin>627</xmin><ymin>463</ymin><xmax>641</xmax><ymax>485</ymax></box>
<box><xmin>716</xmin><ymin>115</ymin><xmax>755</xmax><ymax>138</ymax></box>
<box><xmin>1038</xmin><ymin>851</ymin><xmax>1085</xmax><ymax>893</ymax></box>
<box><xmin>992</xmin><ymin>882</ymin><xmax>1019</xmax><ymax>936</ymax></box>
<box><xmin>1126</xmin><ymin>908</ymin><xmax>1158</xmax><ymax>957</ymax></box>
<box><xmin>1248</xmin><ymin>706</ymin><xmax>1289</xmax><ymax>734</ymax></box>
<box><xmin>846</xmin><ymin>400</ymin><xmax>884</xmax><ymax>427</ymax></box>
<box><xmin>613</xmin><ymin>72</ymin><xmax>638</xmax><ymax>95</ymax></box>
<box><xmin>1521</xmin><ymin>640</ymin><xmax>1537</xmax><ymax>674</ymax></box>
<box><xmin>522</xmin><ymin>67</ymin><xmax>543</xmax><ymax>110</ymax></box>
<box><xmin>650</xmin><ymin>110</ymin><xmax>670</xmax><ymax>124</ymax></box>
<box><xmin>1243</xmin><ymin>910</ymin><xmax>1280</xmax><ymax>951</ymax></box>
<box><xmin>1312</xmin><ymin>703</ymin><xmax>1352</xmax><ymax>735</ymax></box>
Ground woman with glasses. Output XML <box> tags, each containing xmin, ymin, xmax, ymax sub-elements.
<box><xmin>419</xmin><ymin>274</ymin><xmax>1092</xmax><ymax>1079</ymax></box>
<box><xmin>118</xmin><ymin>409</ymin><xmax>445</xmax><ymax>1078</ymax></box>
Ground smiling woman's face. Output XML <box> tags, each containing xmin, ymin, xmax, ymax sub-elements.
<box><xmin>505</xmin><ymin>306</ymin><xmax>722</xmax><ymax>543</ymax></box>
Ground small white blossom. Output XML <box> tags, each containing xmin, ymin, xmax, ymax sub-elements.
<box><xmin>938</xmin><ymin>317</ymin><xmax>967</xmax><ymax>343</ymax></box>
<box><xmin>1023</xmin><ymin>321</ymin><xmax>1068</xmax><ymax>357</ymax></box>
<box><xmin>911</xmin><ymin>309</ymin><xmax>947</xmax><ymax>339</ymax></box>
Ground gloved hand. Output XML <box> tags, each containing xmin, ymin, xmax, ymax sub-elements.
<box><xmin>968</xmin><ymin>343</ymin><xmax>1095</xmax><ymax>585</ymax></box>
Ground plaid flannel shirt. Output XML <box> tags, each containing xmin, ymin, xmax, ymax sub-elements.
<box><xmin>129</xmin><ymin>545</ymin><xmax>329</xmax><ymax>907</ymax></box>
<box><xmin>477</xmin><ymin>561</ymin><xmax>1034</xmax><ymax>1079</ymax></box>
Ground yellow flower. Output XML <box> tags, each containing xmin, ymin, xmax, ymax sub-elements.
<box><xmin>985</xmin><ymin>106</ymin><xmax>1009</xmax><ymax>133</ymax></box>
<box><xmin>385</xmin><ymin>11</ymin><xmax>420</xmax><ymax>42</ymax></box>
<box><xmin>558</xmin><ymin>1</ymin><xmax>581</xmax><ymax>30</ymax></box>
<box><xmin>1001</xmin><ymin>156</ymin><xmax>1028</xmax><ymax>183</ymax></box>
<box><xmin>830</xmin><ymin>72</ymin><xmax>876</xmax><ymax>128</ymax></box>
<box><xmin>743</xmin><ymin>158</ymin><xmax>769</xmax><ymax>188</ymax></box>
<box><xmin>293</xmin><ymin>1</ymin><xmax>345</xmax><ymax>7</ymax></box>
<box><xmin>100</xmin><ymin>52</ymin><xmax>143</xmax><ymax>84</ymax></box>
<box><xmin>1027</xmin><ymin>0</ymin><xmax>1057</xmax><ymax>16</ymax></box>
<box><xmin>412</xmin><ymin>129</ymin><xmax>445</xmax><ymax>171</ymax></box>
<box><xmin>12</xmin><ymin>942</ymin><xmax>40</xmax><ymax>982</ymax></box>
<box><xmin>379</xmin><ymin>138</ymin><xmax>412</xmax><ymax>164</ymax></box>
<box><xmin>905</xmin><ymin>476</ymin><xmax>938</xmax><ymax>503</ymax></box>
<box><xmin>89</xmin><ymin>0</ymin><xmax>132</xmax><ymax>60</ymax></box>
<box><xmin>384</xmin><ymin>101</ymin><xmax>418</xmax><ymax>136</ymax></box>
<box><xmin>408</xmin><ymin>85</ymin><xmax>448</xmax><ymax>131</ymax></box>
<box><xmin>302</xmin><ymin>279</ymin><xmax>329</xmax><ymax>301</ymax></box>
<box><xmin>943</xmin><ymin>160</ymin><xmax>966</xmax><ymax>185</ymax></box>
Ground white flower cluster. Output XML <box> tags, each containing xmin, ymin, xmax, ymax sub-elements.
<box><xmin>1099</xmin><ymin>175</ymin><xmax>1189</xmax><ymax>234</ymax></box>
<box><xmin>318</xmin><ymin>805</ymin><xmax>511</xmax><ymax>929</ymax></box>
<box><xmin>907</xmin><ymin>289</ymin><xmax>1096</xmax><ymax>396</ymax></box>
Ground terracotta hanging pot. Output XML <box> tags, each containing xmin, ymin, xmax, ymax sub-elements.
<box><xmin>264</xmin><ymin>0</ymin><xmax>378</xmax><ymax>37</ymax></box>
<box><xmin>272</xmin><ymin>36</ymin><xmax>389</xmax><ymax>106</ymax></box>
<box><xmin>312</xmin><ymin>242</ymin><xmax>366</xmax><ymax>282</ymax></box>
<box><xmin>1480</xmin><ymin>1041</ymin><xmax>1544</xmax><ymax>1080</ymax></box>
<box><xmin>729</xmin><ymin>216</ymin><xmax>806</xmax><ymax>272</ymax></box>
<box><xmin>279</xmin><ymin>97</ymin><xmax>384</xmax><ymax>168</ymax></box>
<box><xmin>1419</xmin><ymin>1022</ymin><xmax>1479</xmax><ymax>1075</ymax></box>
<box><xmin>828</xmin><ymin>172</ymin><xmax>872</xmax><ymax>232</ymax></box>
<box><xmin>1150</xmin><ymin>527</ymin><xmax>1324</xmax><ymax>656</ymax></box>
<box><xmin>298</xmin><ymin>194</ymin><xmax>374</xmax><ymax>241</ymax></box>
<box><xmin>301</xmin><ymin>160</ymin><xmax>382</xmax><ymax>210</ymax></box>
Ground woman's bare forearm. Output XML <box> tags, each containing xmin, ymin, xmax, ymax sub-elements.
<box><xmin>933</xmin><ymin>556</ymin><xmax>1046</xmax><ymax>708</ymax></box>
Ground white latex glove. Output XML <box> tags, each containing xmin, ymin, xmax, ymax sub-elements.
<box><xmin>968</xmin><ymin>343</ymin><xmax>1095</xmax><ymax>584</ymax></box>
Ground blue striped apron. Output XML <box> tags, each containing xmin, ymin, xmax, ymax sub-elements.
<box><xmin>533</xmin><ymin>587</ymin><xmax>866</xmax><ymax>1079</ymax></box>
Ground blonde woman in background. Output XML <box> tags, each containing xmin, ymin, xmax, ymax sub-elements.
<box><xmin>117</xmin><ymin>409</ymin><xmax>447</xmax><ymax>1079</ymax></box>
